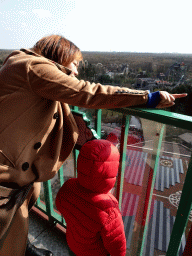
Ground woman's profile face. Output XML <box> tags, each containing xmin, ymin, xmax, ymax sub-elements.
<box><xmin>66</xmin><ymin>59</ymin><xmax>79</xmax><ymax>77</ymax></box>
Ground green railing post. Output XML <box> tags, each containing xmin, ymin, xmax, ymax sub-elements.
<box><xmin>72</xmin><ymin>106</ymin><xmax>79</xmax><ymax>111</ymax></box>
<box><xmin>166</xmin><ymin>155</ymin><xmax>192</xmax><ymax>255</ymax></box>
<box><xmin>116</xmin><ymin>115</ymin><xmax>130</xmax><ymax>210</ymax></box>
<box><xmin>43</xmin><ymin>180</ymin><xmax>55</xmax><ymax>222</ymax></box>
<box><xmin>74</xmin><ymin>149</ymin><xmax>79</xmax><ymax>178</ymax></box>
<box><xmin>58</xmin><ymin>166</ymin><xmax>64</xmax><ymax>187</ymax></box>
<box><xmin>36</xmin><ymin>196</ymin><xmax>41</xmax><ymax>205</ymax></box>
<box><xmin>95</xmin><ymin>109</ymin><xmax>102</xmax><ymax>138</ymax></box>
<box><xmin>139</xmin><ymin>124</ymin><xmax>165</xmax><ymax>256</ymax></box>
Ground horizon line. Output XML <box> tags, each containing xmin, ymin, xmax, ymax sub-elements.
<box><xmin>0</xmin><ymin>48</ymin><xmax>192</xmax><ymax>55</ymax></box>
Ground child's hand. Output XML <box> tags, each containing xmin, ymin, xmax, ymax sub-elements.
<box><xmin>156</xmin><ymin>91</ymin><xmax>187</xmax><ymax>108</ymax></box>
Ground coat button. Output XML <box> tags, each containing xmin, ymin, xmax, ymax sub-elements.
<box><xmin>34</xmin><ymin>142</ymin><xmax>41</xmax><ymax>150</ymax></box>
<box><xmin>53</xmin><ymin>112</ymin><xmax>59</xmax><ymax>119</ymax></box>
<box><xmin>22</xmin><ymin>162</ymin><xmax>29</xmax><ymax>171</ymax></box>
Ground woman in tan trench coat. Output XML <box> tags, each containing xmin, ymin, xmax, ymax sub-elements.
<box><xmin>0</xmin><ymin>34</ymin><xmax>187</xmax><ymax>256</ymax></box>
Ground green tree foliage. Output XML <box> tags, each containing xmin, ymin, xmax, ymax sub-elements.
<box><xmin>97</xmin><ymin>74</ymin><xmax>112</xmax><ymax>84</ymax></box>
<box><xmin>78</xmin><ymin>63</ymin><xmax>96</xmax><ymax>82</ymax></box>
<box><xmin>1</xmin><ymin>49</ymin><xmax>192</xmax><ymax>116</ymax></box>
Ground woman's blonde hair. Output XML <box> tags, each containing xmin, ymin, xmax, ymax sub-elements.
<box><xmin>32</xmin><ymin>34</ymin><xmax>83</xmax><ymax>66</ymax></box>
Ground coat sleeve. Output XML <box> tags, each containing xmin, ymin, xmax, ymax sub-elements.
<box><xmin>27</xmin><ymin>59</ymin><xmax>149</xmax><ymax>109</ymax></box>
<box><xmin>101</xmin><ymin>208</ymin><xmax>126</xmax><ymax>256</ymax></box>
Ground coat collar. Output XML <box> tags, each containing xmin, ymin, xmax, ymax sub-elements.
<box><xmin>20</xmin><ymin>48</ymin><xmax>72</xmax><ymax>76</ymax></box>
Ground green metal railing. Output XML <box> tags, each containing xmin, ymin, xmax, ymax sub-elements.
<box><xmin>35</xmin><ymin>107</ymin><xmax>192</xmax><ymax>256</ymax></box>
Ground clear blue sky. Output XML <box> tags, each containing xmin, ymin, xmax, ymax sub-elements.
<box><xmin>0</xmin><ymin>0</ymin><xmax>191</xmax><ymax>53</ymax></box>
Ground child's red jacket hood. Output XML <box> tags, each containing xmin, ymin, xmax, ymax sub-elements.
<box><xmin>56</xmin><ymin>139</ymin><xmax>126</xmax><ymax>256</ymax></box>
<box><xmin>77</xmin><ymin>139</ymin><xmax>120</xmax><ymax>193</ymax></box>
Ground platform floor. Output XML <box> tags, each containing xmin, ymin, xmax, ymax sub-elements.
<box><xmin>28</xmin><ymin>210</ymin><xmax>75</xmax><ymax>256</ymax></box>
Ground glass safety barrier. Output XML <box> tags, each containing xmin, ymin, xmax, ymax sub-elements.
<box><xmin>35</xmin><ymin>107</ymin><xmax>192</xmax><ymax>256</ymax></box>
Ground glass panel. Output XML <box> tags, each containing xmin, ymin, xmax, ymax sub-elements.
<box><xmin>101</xmin><ymin>109</ymin><xmax>123</xmax><ymax>141</ymax></box>
<box><xmin>120</xmin><ymin>117</ymin><xmax>192</xmax><ymax>256</ymax></box>
<box><xmin>78</xmin><ymin>107</ymin><xmax>96</xmax><ymax>128</ymax></box>
<box><xmin>142</xmin><ymin>123</ymin><xmax>192</xmax><ymax>256</ymax></box>
<box><xmin>62</xmin><ymin>152</ymin><xmax>76</xmax><ymax>181</ymax></box>
<box><xmin>39</xmin><ymin>183</ymin><xmax>45</xmax><ymax>202</ymax></box>
<box><xmin>51</xmin><ymin>152</ymin><xmax>75</xmax><ymax>209</ymax></box>
<box><xmin>101</xmin><ymin>110</ymin><xmax>146</xmax><ymax>198</ymax></box>
<box><xmin>120</xmin><ymin>117</ymin><xmax>157</xmax><ymax>256</ymax></box>
<box><xmin>100</xmin><ymin>110</ymin><xmax>123</xmax><ymax>197</ymax></box>
<box><xmin>38</xmin><ymin>153</ymin><xmax>75</xmax><ymax>210</ymax></box>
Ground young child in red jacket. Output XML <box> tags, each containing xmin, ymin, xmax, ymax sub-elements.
<box><xmin>56</xmin><ymin>139</ymin><xmax>126</xmax><ymax>256</ymax></box>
